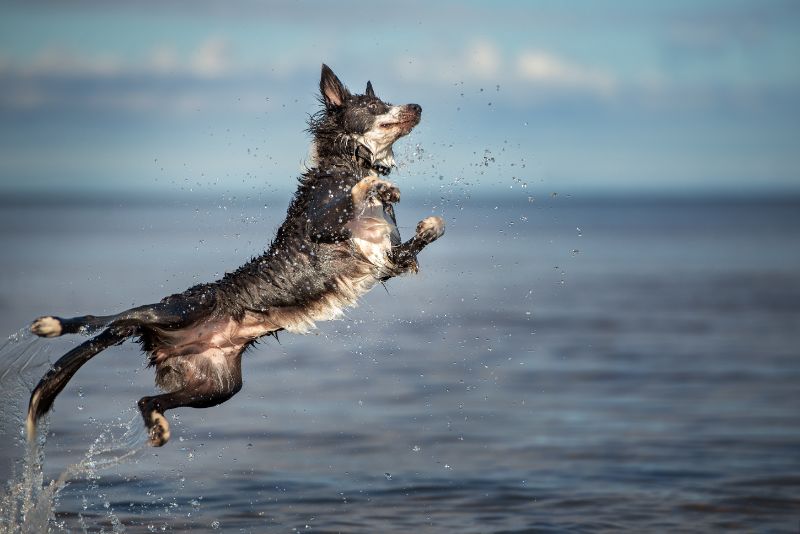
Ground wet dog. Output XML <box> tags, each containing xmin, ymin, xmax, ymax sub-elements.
<box><xmin>27</xmin><ymin>64</ymin><xmax>444</xmax><ymax>446</ymax></box>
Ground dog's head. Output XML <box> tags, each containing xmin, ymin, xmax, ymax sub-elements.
<box><xmin>309</xmin><ymin>64</ymin><xmax>421</xmax><ymax>172</ymax></box>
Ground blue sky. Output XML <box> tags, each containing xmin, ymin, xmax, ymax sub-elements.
<box><xmin>1</xmin><ymin>0</ymin><xmax>798</xmax><ymax>197</ymax></box>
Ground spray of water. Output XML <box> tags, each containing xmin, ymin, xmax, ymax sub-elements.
<box><xmin>0</xmin><ymin>328</ymin><xmax>147</xmax><ymax>533</ymax></box>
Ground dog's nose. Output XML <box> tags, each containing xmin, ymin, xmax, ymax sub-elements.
<box><xmin>408</xmin><ymin>103</ymin><xmax>422</xmax><ymax>114</ymax></box>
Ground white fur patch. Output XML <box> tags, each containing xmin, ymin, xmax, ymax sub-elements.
<box><xmin>148</xmin><ymin>411</ymin><xmax>170</xmax><ymax>446</ymax></box>
<box><xmin>352</xmin><ymin>105</ymin><xmax>405</xmax><ymax>168</ymax></box>
<box><xmin>31</xmin><ymin>316</ymin><xmax>62</xmax><ymax>338</ymax></box>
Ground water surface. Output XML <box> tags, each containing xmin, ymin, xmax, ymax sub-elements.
<box><xmin>1</xmin><ymin>195</ymin><xmax>799</xmax><ymax>532</ymax></box>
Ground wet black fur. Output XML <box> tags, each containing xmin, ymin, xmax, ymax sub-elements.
<box><xmin>26</xmin><ymin>64</ymin><xmax>442</xmax><ymax>444</ymax></box>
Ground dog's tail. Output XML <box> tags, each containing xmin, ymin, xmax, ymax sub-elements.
<box><xmin>27</xmin><ymin>327</ymin><xmax>128</xmax><ymax>441</ymax></box>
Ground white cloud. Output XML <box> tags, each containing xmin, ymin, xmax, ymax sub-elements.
<box><xmin>516</xmin><ymin>50</ymin><xmax>615</xmax><ymax>94</ymax></box>
<box><xmin>393</xmin><ymin>40</ymin><xmax>616</xmax><ymax>97</ymax></box>
<box><xmin>466</xmin><ymin>40</ymin><xmax>502</xmax><ymax>80</ymax></box>
<box><xmin>0</xmin><ymin>36</ymin><xmax>619</xmax><ymax>114</ymax></box>
<box><xmin>190</xmin><ymin>37</ymin><xmax>232</xmax><ymax>78</ymax></box>
<box><xmin>6</xmin><ymin>38</ymin><xmax>234</xmax><ymax>80</ymax></box>
<box><xmin>393</xmin><ymin>40</ymin><xmax>502</xmax><ymax>85</ymax></box>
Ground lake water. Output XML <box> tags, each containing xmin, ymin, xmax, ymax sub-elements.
<box><xmin>1</xmin><ymin>194</ymin><xmax>799</xmax><ymax>532</ymax></box>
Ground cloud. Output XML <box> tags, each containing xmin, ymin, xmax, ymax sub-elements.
<box><xmin>0</xmin><ymin>36</ymin><xmax>251</xmax><ymax>113</ymax></box>
<box><xmin>6</xmin><ymin>37</ymin><xmax>234</xmax><ymax>80</ymax></box>
<box><xmin>190</xmin><ymin>37</ymin><xmax>232</xmax><ymax>78</ymax></box>
<box><xmin>394</xmin><ymin>39</ymin><xmax>616</xmax><ymax>97</ymax></box>
<box><xmin>0</xmin><ymin>36</ymin><xmax>255</xmax><ymax>113</ymax></box>
<box><xmin>465</xmin><ymin>40</ymin><xmax>502</xmax><ymax>80</ymax></box>
<box><xmin>516</xmin><ymin>50</ymin><xmax>616</xmax><ymax>95</ymax></box>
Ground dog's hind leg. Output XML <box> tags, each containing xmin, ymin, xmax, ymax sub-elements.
<box><xmin>31</xmin><ymin>293</ymin><xmax>214</xmax><ymax>338</ymax></box>
<box><xmin>27</xmin><ymin>326</ymin><xmax>131</xmax><ymax>440</ymax></box>
<box><xmin>137</xmin><ymin>353</ymin><xmax>244</xmax><ymax>447</ymax></box>
<box><xmin>391</xmin><ymin>216</ymin><xmax>446</xmax><ymax>273</ymax></box>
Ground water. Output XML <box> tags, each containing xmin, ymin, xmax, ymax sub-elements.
<box><xmin>0</xmin><ymin>195</ymin><xmax>799</xmax><ymax>532</ymax></box>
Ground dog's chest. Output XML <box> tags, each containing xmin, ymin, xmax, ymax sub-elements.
<box><xmin>254</xmin><ymin>202</ymin><xmax>397</xmax><ymax>335</ymax></box>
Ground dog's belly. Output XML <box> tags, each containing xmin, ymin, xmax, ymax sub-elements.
<box><xmin>149</xmin><ymin>205</ymin><xmax>396</xmax><ymax>385</ymax></box>
<box><xmin>151</xmin><ymin>266</ymin><xmax>379</xmax><ymax>365</ymax></box>
<box><xmin>150</xmin><ymin>318</ymin><xmax>256</xmax><ymax>362</ymax></box>
<box><xmin>149</xmin><ymin>317</ymin><xmax>256</xmax><ymax>391</ymax></box>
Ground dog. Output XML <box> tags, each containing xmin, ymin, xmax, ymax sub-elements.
<box><xmin>26</xmin><ymin>64</ymin><xmax>445</xmax><ymax>447</ymax></box>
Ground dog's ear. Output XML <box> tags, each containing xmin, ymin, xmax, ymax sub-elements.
<box><xmin>320</xmin><ymin>64</ymin><xmax>350</xmax><ymax>108</ymax></box>
<box><xmin>365</xmin><ymin>80</ymin><xmax>375</xmax><ymax>98</ymax></box>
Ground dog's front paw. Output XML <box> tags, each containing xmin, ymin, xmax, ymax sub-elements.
<box><xmin>372</xmin><ymin>180</ymin><xmax>400</xmax><ymax>204</ymax></box>
<box><xmin>31</xmin><ymin>316</ymin><xmax>63</xmax><ymax>338</ymax></box>
<box><xmin>351</xmin><ymin>176</ymin><xmax>400</xmax><ymax>205</ymax></box>
<box><xmin>415</xmin><ymin>216</ymin><xmax>445</xmax><ymax>244</ymax></box>
<box><xmin>147</xmin><ymin>412</ymin><xmax>171</xmax><ymax>447</ymax></box>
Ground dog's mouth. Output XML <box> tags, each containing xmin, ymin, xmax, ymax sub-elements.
<box><xmin>379</xmin><ymin>104</ymin><xmax>421</xmax><ymax>133</ymax></box>
<box><xmin>379</xmin><ymin>116</ymin><xmax>420</xmax><ymax>132</ymax></box>
<box><xmin>379</xmin><ymin>119</ymin><xmax>413</xmax><ymax>128</ymax></box>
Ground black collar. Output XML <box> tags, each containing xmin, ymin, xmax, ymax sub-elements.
<box><xmin>354</xmin><ymin>145</ymin><xmax>392</xmax><ymax>176</ymax></box>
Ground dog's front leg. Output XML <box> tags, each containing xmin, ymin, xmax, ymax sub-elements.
<box><xmin>392</xmin><ymin>216</ymin><xmax>445</xmax><ymax>273</ymax></box>
<box><xmin>307</xmin><ymin>174</ymin><xmax>400</xmax><ymax>242</ymax></box>
<box><xmin>350</xmin><ymin>174</ymin><xmax>400</xmax><ymax>206</ymax></box>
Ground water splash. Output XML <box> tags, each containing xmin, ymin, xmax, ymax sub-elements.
<box><xmin>0</xmin><ymin>328</ymin><xmax>147</xmax><ymax>533</ymax></box>
<box><xmin>1</xmin><ymin>419</ymin><xmax>146</xmax><ymax>533</ymax></box>
<box><xmin>0</xmin><ymin>328</ymin><xmax>53</xmax><ymax>445</ymax></box>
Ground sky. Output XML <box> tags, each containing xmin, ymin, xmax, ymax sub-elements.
<box><xmin>0</xmin><ymin>0</ymin><xmax>798</xmax><ymax>198</ymax></box>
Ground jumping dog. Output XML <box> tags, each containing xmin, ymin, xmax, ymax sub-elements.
<box><xmin>27</xmin><ymin>64</ymin><xmax>445</xmax><ymax>446</ymax></box>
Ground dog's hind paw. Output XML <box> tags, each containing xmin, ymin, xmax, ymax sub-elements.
<box><xmin>147</xmin><ymin>412</ymin><xmax>171</xmax><ymax>447</ymax></box>
<box><xmin>415</xmin><ymin>216</ymin><xmax>445</xmax><ymax>244</ymax></box>
<box><xmin>31</xmin><ymin>316</ymin><xmax>63</xmax><ymax>338</ymax></box>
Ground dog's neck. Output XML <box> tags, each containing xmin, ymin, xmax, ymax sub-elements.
<box><xmin>354</xmin><ymin>144</ymin><xmax>393</xmax><ymax>176</ymax></box>
<box><xmin>310</xmin><ymin>140</ymin><xmax>394</xmax><ymax>176</ymax></box>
